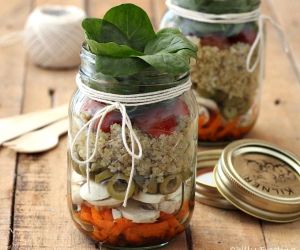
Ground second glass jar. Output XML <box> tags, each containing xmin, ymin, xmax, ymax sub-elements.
<box><xmin>161</xmin><ymin>0</ymin><xmax>263</xmax><ymax>145</ymax></box>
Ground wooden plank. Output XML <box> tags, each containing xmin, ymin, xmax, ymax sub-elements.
<box><xmin>6</xmin><ymin>0</ymin><xmax>300</xmax><ymax>249</ymax></box>
<box><xmin>87</xmin><ymin>0</ymin><xmax>155</xmax><ymax>27</ymax></box>
<box><xmin>32</xmin><ymin>0</ymin><xmax>84</xmax><ymax>5</ymax></box>
<box><xmin>193</xmin><ymin>0</ymin><xmax>300</xmax><ymax>249</ymax></box>
<box><xmin>267</xmin><ymin>0</ymin><xmax>300</xmax><ymax>81</ymax></box>
<box><xmin>252</xmin><ymin>1</ymin><xmax>300</xmax><ymax>249</ymax></box>
<box><xmin>9</xmin><ymin>0</ymin><xmax>96</xmax><ymax>249</ymax></box>
<box><xmin>151</xmin><ymin>0</ymin><xmax>167</xmax><ymax>29</ymax></box>
<box><xmin>0</xmin><ymin>1</ymin><xmax>31</xmax><ymax>249</ymax></box>
<box><xmin>261</xmin><ymin>221</ymin><xmax>300</xmax><ymax>250</ymax></box>
<box><xmin>246</xmin><ymin>0</ymin><xmax>300</xmax><ymax>155</ymax></box>
<box><xmin>191</xmin><ymin>204</ymin><xmax>266</xmax><ymax>250</ymax></box>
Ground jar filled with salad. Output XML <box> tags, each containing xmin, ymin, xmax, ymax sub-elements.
<box><xmin>161</xmin><ymin>0</ymin><xmax>263</xmax><ymax>144</ymax></box>
<box><xmin>68</xmin><ymin>4</ymin><xmax>198</xmax><ymax>249</ymax></box>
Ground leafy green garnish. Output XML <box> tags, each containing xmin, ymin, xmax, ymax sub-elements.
<box><xmin>103</xmin><ymin>4</ymin><xmax>156</xmax><ymax>51</ymax></box>
<box><xmin>139</xmin><ymin>49</ymin><xmax>194</xmax><ymax>74</ymax></box>
<box><xmin>87</xmin><ymin>40</ymin><xmax>143</xmax><ymax>57</ymax></box>
<box><xmin>82</xmin><ymin>18</ymin><xmax>130</xmax><ymax>45</ymax></box>
<box><xmin>95</xmin><ymin>56</ymin><xmax>148</xmax><ymax>77</ymax></box>
<box><xmin>82</xmin><ymin>3</ymin><xmax>197</xmax><ymax>77</ymax></box>
<box><xmin>144</xmin><ymin>28</ymin><xmax>196</xmax><ymax>54</ymax></box>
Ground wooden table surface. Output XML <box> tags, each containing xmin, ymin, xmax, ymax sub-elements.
<box><xmin>1</xmin><ymin>0</ymin><xmax>300</xmax><ymax>249</ymax></box>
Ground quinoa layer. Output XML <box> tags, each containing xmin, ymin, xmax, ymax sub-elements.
<box><xmin>190</xmin><ymin>38</ymin><xmax>259</xmax><ymax>120</ymax></box>
<box><xmin>72</xmin><ymin>116</ymin><xmax>196</xmax><ymax>188</ymax></box>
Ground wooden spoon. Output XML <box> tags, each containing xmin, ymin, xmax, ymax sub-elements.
<box><xmin>3</xmin><ymin>118</ymin><xmax>68</xmax><ymax>153</ymax></box>
<box><xmin>0</xmin><ymin>104</ymin><xmax>68</xmax><ymax>145</ymax></box>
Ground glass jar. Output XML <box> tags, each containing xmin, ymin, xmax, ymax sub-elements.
<box><xmin>161</xmin><ymin>0</ymin><xmax>263</xmax><ymax>145</ymax></box>
<box><xmin>67</xmin><ymin>47</ymin><xmax>198</xmax><ymax>249</ymax></box>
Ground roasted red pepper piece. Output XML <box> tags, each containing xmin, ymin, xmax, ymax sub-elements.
<box><xmin>134</xmin><ymin>99</ymin><xmax>189</xmax><ymax>138</ymax></box>
<box><xmin>229</xmin><ymin>29</ymin><xmax>257</xmax><ymax>45</ymax></box>
<box><xmin>201</xmin><ymin>35</ymin><xmax>230</xmax><ymax>49</ymax></box>
<box><xmin>81</xmin><ymin>99</ymin><xmax>122</xmax><ymax>132</ymax></box>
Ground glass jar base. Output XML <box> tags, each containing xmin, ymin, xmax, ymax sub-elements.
<box><xmin>198</xmin><ymin>140</ymin><xmax>231</xmax><ymax>147</ymax></box>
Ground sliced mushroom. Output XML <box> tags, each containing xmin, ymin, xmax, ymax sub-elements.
<box><xmin>80</xmin><ymin>181</ymin><xmax>110</xmax><ymax>201</ymax></box>
<box><xmin>133</xmin><ymin>192</ymin><xmax>165</xmax><ymax>204</ymax></box>
<box><xmin>193</xmin><ymin>90</ymin><xmax>219</xmax><ymax>112</ymax></box>
<box><xmin>88</xmin><ymin>198</ymin><xmax>123</xmax><ymax>207</ymax></box>
<box><xmin>166</xmin><ymin>185</ymin><xmax>183</xmax><ymax>200</ymax></box>
<box><xmin>71</xmin><ymin>184</ymin><xmax>84</xmax><ymax>205</ymax></box>
<box><xmin>159</xmin><ymin>200</ymin><xmax>181</xmax><ymax>214</ymax></box>
<box><xmin>119</xmin><ymin>200</ymin><xmax>160</xmax><ymax>223</ymax></box>
<box><xmin>72</xmin><ymin>171</ymin><xmax>86</xmax><ymax>185</ymax></box>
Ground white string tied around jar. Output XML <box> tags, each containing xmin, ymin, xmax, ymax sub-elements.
<box><xmin>165</xmin><ymin>0</ymin><xmax>289</xmax><ymax>76</ymax></box>
<box><xmin>70</xmin><ymin>74</ymin><xmax>192</xmax><ymax>207</ymax></box>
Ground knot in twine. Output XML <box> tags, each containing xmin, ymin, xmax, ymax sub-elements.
<box><xmin>0</xmin><ymin>5</ymin><xmax>86</xmax><ymax>69</ymax></box>
<box><xmin>165</xmin><ymin>0</ymin><xmax>289</xmax><ymax>78</ymax></box>
<box><xmin>70</xmin><ymin>74</ymin><xmax>192</xmax><ymax>207</ymax></box>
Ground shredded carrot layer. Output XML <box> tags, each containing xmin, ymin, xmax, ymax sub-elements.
<box><xmin>198</xmin><ymin>111</ymin><xmax>254</xmax><ymax>142</ymax></box>
<box><xmin>75</xmin><ymin>203</ymin><xmax>189</xmax><ymax>246</ymax></box>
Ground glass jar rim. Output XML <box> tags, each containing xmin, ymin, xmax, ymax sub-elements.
<box><xmin>171</xmin><ymin>0</ymin><xmax>261</xmax><ymax>14</ymax></box>
<box><xmin>79</xmin><ymin>45</ymin><xmax>190</xmax><ymax>94</ymax></box>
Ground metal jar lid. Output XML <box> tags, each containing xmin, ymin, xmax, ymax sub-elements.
<box><xmin>196</xmin><ymin>150</ymin><xmax>236</xmax><ymax>210</ymax></box>
<box><xmin>214</xmin><ymin>139</ymin><xmax>300</xmax><ymax>223</ymax></box>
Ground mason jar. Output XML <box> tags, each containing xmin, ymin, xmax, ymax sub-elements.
<box><xmin>67</xmin><ymin>46</ymin><xmax>198</xmax><ymax>248</ymax></box>
<box><xmin>161</xmin><ymin>0</ymin><xmax>263</xmax><ymax>145</ymax></box>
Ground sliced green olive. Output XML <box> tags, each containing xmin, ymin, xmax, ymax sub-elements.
<box><xmin>213</xmin><ymin>90</ymin><xmax>227</xmax><ymax>103</ymax></box>
<box><xmin>159</xmin><ymin>174</ymin><xmax>182</xmax><ymax>194</ymax></box>
<box><xmin>222</xmin><ymin>96</ymin><xmax>251</xmax><ymax>119</ymax></box>
<box><xmin>107</xmin><ymin>174</ymin><xmax>135</xmax><ymax>200</ymax></box>
<box><xmin>182</xmin><ymin>169</ymin><xmax>192</xmax><ymax>181</ymax></box>
<box><xmin>90</xmin><ymin>162</ymin><xmax>105</xmax><ymax>173</ymax></box>
<box><xmin>94</xmin><ymin>169</ymin><xmax>114</xmax><ymax>183</ymax></box>
<box><xmin>197</xmin><ymin>87</ymin><xmax>214</xmax><ymax>99</ymax></box>
<box><xmin>72</xmin><ymin>161</ymin><xmax>81</xmax><ymax>175</ymax></box>
<box><xmin>147</xmin><ymin>178</ymin><xmax>158</xmax><ymax>194</ymax></box>
<box><xmin>223</xmin><ymin>106</ymin><xmax>238</xmax><ymax>120</ymax></box>
<box><xmin>72</xmin><ymin>162</ymin><xmax>98</xmax><ymax>180</ymax></box>
<box><xmin>134</xmin><ymin>174</ymin><xmax>146</xmax><ymax>188</ymax></box>
<box><xmin>72</xmin><ymin>161</ymin><xmax>87</xmax><ymax>177</ymax></box>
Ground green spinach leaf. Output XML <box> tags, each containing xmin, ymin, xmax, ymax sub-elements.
<box><xmin>95</xmin><ymin>56</ymin><xmax>149</xmax><ymax>77</ymax></box>
<box><xmin>155</xmin><ymin>27</ymin><xmax>182</xmax><ymax>35</ymax></box>
<box><xmin>103</xmin><ymin>4</ymin><xmax>156</xmax><ymax>51</ymax></box>
<box><xmin>87</xmin><ymin>40</ymin><xmax>143</xmax><ymax>57</ymax></box>
<box><xmin>82</xmin><ymin>18</ymin><xmax>130</xmax><ymax>45</ymax></box>
<box><xmin>82</xmin><ymin>4</ymin><xmax>197</xmax><ymax>78</ymax></box>
<box><xmin>138</xmin><ymin>49</ymin><xmax>194</xmax><ymax>74</ymax></box>
<box><xmin>144</xmin><ymin>28</ymin><xmax>197</xmax><ymax>54</ymax></box>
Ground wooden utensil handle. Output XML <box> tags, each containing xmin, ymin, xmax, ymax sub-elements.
<box><xmin>44</xmin><ymin>118</ymin><xmax>69</xmax><ymax>136</ymax></box>
<box><xmin>0</xmin><ymin>104</ymin><xmax>68</xmax><ymax>144</ymax></box>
